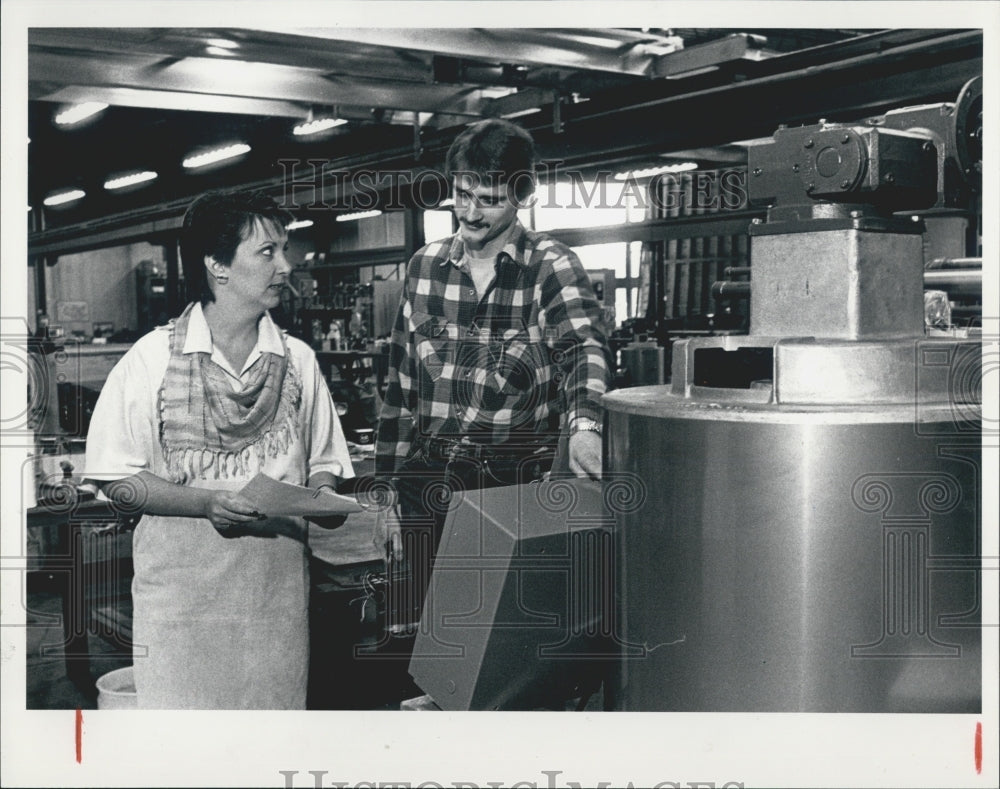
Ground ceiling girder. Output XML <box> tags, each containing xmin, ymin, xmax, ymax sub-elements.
<box><xmin>252</xmin><ymin>27</ymin><xmax>684</xmax><ymax>77</ymax></box>
<box><xmin>533</xmin><ymin>54</ymin><xmax>982</xmax><ymax>167</ymax></box>
<box><xmin>652</xmin><ymin>33</ymin><xmax>772</xmax><ymax>78</ymax></box>
<box><xmin>31</xmin><ymin>51</ymin><xmax>509</xmax><ymax>117</ymax></box>
<box><xmin>30</xmin><ymin>27</ymin><xmax>437</xmax><ymax>84</ymax></box>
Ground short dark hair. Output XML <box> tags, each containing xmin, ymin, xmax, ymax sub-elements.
<box><xmin>180</xmin><ymin>189</ymin><xmax>293</xmax><ymax>304</ymax></box>
<box><xmin>445</xmin><ymin>119</ymin><xmax>536</xmax><ymax>203</ymax></box>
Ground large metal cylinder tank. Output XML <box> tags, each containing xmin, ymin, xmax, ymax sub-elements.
<box><xmin>603</xmin><ymin>336</ymin><xmax>982</xmax><ymax>712</ymax></box>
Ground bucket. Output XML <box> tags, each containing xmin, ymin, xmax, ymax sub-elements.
<box><xmin>96</xmin><ymin>666</ymin><xmax>137</xmax><ymax>709</ymax></box>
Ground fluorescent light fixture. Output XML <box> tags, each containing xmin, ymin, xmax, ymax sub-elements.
<box><xmin>614</xmin><ymin>162</ymin><xmax>698</xmax><ymax>180</ymax></box>
<box><xmin>104</xmin><ymin>170</ymin><xmax>158</xmax><ymax>190</ymax></box>
<box><xmin>293</xmin><ymin>117</ymin><xmax>348</xmax><ymax>136</ymax></box>
<box><xmin>336</xmin><ymin>209</ymin><xmax>382</xmax><ymax>223</ymax></box>
<box><xmin>183</xmin><ymin>143</ymin><xmax>251</xmax><ymax>169</ymax></box>
<box><xmin>501</xmin><ymin>107</ymin><xmax>542</xmax><ymax>120</ymax></box>
<box><xmin>206</xmin><ymin>38</ymin><xmax>239</xmax><ymax>49</ymax></box>
<box><xmin>44</xmin><ymin>189</ymin><xmax>86</xmax><ymax>207</ymax></box>
<box><xmin>55</xmin><ymin>102</ymin><xmax>108</xmax><ymax>125</ymax></box>
<box><xmin>287</xmin><ymin>219</ymin><xmax>314</xmax><ymax>231</ymax></box>
<box><xmin>206</xmin><ymin>46</ymin><xmax>237</xmax><ymax>57</ymax></box>
<box><xmin>43</xmin><ymin>86</ymin><xmax>305</xmax><ymax>118</ymax></box>
<box><xmin>479</xmin><ymin>87</ymin><xmax>516</xmax><ymax>100</ymax></box>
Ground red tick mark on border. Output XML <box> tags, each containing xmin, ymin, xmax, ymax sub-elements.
<box><xmin>974</xmin><ymin>721</ymin><xmax>982</xmax><ymax>774</ymax></box>
<box><xmin>75</xmin><ymin>709</ymin><xmax>82</xmax><ymax>763</ymax></box>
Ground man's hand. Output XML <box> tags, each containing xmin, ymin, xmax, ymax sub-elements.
<box><xmin>568</xmin><ymin>430</ymin><xmax>602</xmax><ymax>480</ymax></box>
<box><xmin>373</xmin><ymin>504</ymin><xmax>403</xmax><ymax>562</ymax></box>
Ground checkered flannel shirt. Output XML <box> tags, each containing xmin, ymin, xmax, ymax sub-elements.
<box><xmin>375</xmin><ymin>221</ymin><xmax>612</xmax><ymax>474</ymax></box>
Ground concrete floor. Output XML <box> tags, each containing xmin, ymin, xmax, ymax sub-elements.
<box><xmin>25</xmin><ymin>588</ymin><xmax>132</xmax><ymax>710</ymax></box>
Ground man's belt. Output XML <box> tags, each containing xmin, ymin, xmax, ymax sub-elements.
<box><xmin>416</xmin><ymin>434</ymin><xmax>557</xmax><ymax>462</ymax></box>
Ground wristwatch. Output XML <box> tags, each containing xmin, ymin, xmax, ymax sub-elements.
<box><xmin>570</xmin><ymin>417</ymin><xmax>603</xmax><ymax>436</ymax></box>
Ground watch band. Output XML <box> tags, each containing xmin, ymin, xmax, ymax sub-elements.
<box><xmin>570</xmin><ymin>417</ymin><xmax>603</xmax><ymax>436</ymax></box>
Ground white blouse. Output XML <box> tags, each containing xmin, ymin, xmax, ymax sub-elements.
<box><xmin>86</xmin><ymin>303</ymin><xmax>353</xmax><ymax>485</ymax></box>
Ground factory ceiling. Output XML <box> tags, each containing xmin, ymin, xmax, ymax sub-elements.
<box><xmin>27</xmin><ymin>26</ymin><xmax>983</xmax><ymax>254</ymax></box>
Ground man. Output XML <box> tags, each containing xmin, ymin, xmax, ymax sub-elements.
<box><xmin>374</xmin><ymin>119</ymin><xmax>612</xmax><ymax>634</ymax></box>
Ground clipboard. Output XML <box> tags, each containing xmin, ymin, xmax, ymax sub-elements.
<box><xmin>238</xmin><ymin>473</ymin><xmax>364</xmax><ymax>517</ymax></box>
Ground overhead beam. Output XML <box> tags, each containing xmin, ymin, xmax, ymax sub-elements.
<box><xmin>28</xmin><ymin>213</ymin><xmax>185</xmax><ymax>257</ymax></box>
<box><xmin>652</xmin><ymin>33</ymin><xmax>773</xmax><ymax>79</ymax></box>
<box><xmin>483</xmin><ymin>87</ymin><xmax>553</xmax><ymax>119</ymax></box>
<box><xmin>532</xmin><ymin>35</ymin><xmax>982</xmax><ymax>166</ymax></box>
<box><xmin>548</xmin><ymin>211</ymin><xmax>765</xmax><ymax>248</ymax></box>
<box><xmin>29</xmin><ymin>51</ymin><xmax>507</xmax><ymax>116</ymax></box>
<box><xmin>30</xmin><ymin>27</ymin><xmax>437</xmax><ymax>85</ymax></box>
<box><xmin>255</xmin><ymin>27</ymin><xmax>682</xmax><ymax>77</ymax></box>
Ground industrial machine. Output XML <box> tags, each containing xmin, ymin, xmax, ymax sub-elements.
<box><xmin>409</xmin><ymin>479</ymin><xmax>615</xmax><ymax>710</ymax></box>
<box><xmin>603</xmin><ymin>79</ymin><xmax>984</xmax><ymax>711</ymax></box>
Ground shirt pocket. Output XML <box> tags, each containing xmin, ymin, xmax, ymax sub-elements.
<box><xmin>491</xmin><ymin>326</ymin><xmax>546</xmax><ymax>395</ymax></box>
<box><xmin>411</xmin><ymin>311</ymin><xmax>455</xmax><ymax>382</ymax></box>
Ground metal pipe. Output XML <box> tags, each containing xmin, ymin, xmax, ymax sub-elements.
<box><xmin>713</xmin><ymin>269</ymin><xmax>983</xmax><ymax>301</ymax></box>
<box><xmin>950</xmin><ymin>304</ymin><xmax>982</xmax><ymax>319</ymax></box>
<box><xmin>712</xmin><ymin>280</ymin><xmax>751</xmax><ymax>300</ymax></box>
<box><xmin>926</xmin><ymin>257</ymin><xmax>982</xmax><ymax>269</ymax></box>
<box><xmin>723</xmin><ymin>266</ymin><xmax>752</xmax><ymax>278</ymax></box>
<box><xmin>924</xmin><ymin>269</ymin><xmax>982</xmax><ymax>297</ymax></box>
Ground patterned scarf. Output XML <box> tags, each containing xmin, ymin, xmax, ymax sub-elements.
<box><xmin>158</xmin><ymin>304</ymin><xmax>302</xmax><ymax>484</ymax></box>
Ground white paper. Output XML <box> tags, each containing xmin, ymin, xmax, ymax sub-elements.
<box><xmin>238</xmin><ymin>472</ymin><xmax>363</xmax><ymax>517</ymax></box>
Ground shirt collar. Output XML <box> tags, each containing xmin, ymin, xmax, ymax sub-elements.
<box><xmin>182</xmin><ymin>302</ymin><xmax>285</xmax><ymax>358</ymax></box>
<box><xmin>445</xmin><ymin>220</ymin><xmax>529</xmax><ymax>270</ymax></box>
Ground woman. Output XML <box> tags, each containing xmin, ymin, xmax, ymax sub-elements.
<box><xmin>85</xmin><ymin>190</ymin><xmax>353</xmax><ymax>709</ymax></box>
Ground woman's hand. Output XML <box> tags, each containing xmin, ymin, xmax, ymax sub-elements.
<box><xmin>305</xmin><ymin>479</ymin><xmax>349</xmax><ymax>530</ymax></box>
<box><xmin>202</xmin><ymin>490</ymin><xmax>264</xmax><ymax>537</ymax></box>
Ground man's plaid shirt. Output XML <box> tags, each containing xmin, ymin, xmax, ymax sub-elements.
<box><xmin>375</xmin><ymin>221</ymin><xmax>612</xmax><ymax>474</ymax></box>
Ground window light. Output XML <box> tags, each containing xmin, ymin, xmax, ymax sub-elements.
<box><xmin>44</xmin><ymin>189</ymin><xmax>86</xmax><ymax>207</ymax></box>
<box><xmin>104</xmin><ymin>171</ymin><xmax>158</xmax><ymax>190</ymax></box>
<box><xmin>336</xmin><ymin>209</ymin><xmax>382</xmax><ymax>223</ymax></box>
<box><xmin>182</xmin><ymin>143</ymin><xmax>251</xmax><ymax>169</ymax></box>
<box><xmin>293</xmin><ymin>118</ymin><xmax>348</xmax><ymax>136</ymax></box>
<box><xmin>55</xmin><ymin>102</ymin><xmax>108</xmax><ymax>126</ymax></box>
